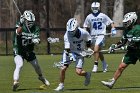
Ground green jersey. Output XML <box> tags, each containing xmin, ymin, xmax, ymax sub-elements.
<box><xmin>117</xmin><ymin>25</ymin><xmax>140</xmax><ymax>50</ymax></box>
<box><xmin>119</xmin><ymin>25</ymin><xmax>140</xmax><ymax>64</ymax></box>
<box><xmin>13</xmin><ymin>22</ymin><xmax>40</xmax><ymax>61</ymax></box>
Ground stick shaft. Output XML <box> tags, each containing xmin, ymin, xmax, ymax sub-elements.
<box><xmin>12</xmin><ymin>0</ymin><xmax>22</xmax><ymax>15</ymax></box>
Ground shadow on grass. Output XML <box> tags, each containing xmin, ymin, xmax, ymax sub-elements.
<box><xmin>66</xmin><ymin>88</ymin><xmax>92</xmax><ymax>91</ymax></box>
<box><xmin>92</xmin><ymin>70</ymin><xmax>115</xmax><ymax>73</ymax></box>
<box><xmin>114</xmin><ymin>86</ymin><xmax>140</xmax><ymax>90</ymax></box>
<box><xmin>16</xmin><ymin>88</ymin><xmax>45</xmax><ymax>91</ymax></box>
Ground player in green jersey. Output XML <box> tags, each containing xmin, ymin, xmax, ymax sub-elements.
<box><xmin>101</xmin><ymin>12</ymin><xmax>140</xmax><ymax>89</ymax></box>
<box><xmin>12</xmin><ymin>10</ymin><xmax>50</xmax><ymax>91</ymax></box>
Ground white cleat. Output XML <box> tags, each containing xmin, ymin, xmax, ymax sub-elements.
<box><xmin>92</xmin><ymin>65</ymin><xmax>98</xmax><ymax>72</ymax></box>
<box><xmin>54</xmin><ymin>84</ymin><xmax>64</xmax><ymax>91</ymax></box>
<box><xmin>13</xmin><ymin>82</ymin><xmax>19</xmax><ymax>91</ymax></box>
<box><xmin>101</xmin><ymin>79</ymin><xmax>115</xmax><ymax>89</ymax></box>
<box><xmin>38</xmin><ymin>76</ymin><xmax>50</xmax><ymax>86</ymax></box>
<box><xmin>84</xmin><ymin>72</ymin><xmax>91</xmax><ymax>86</ymax></box>
<box><xmin>103</xmin><ymin>64</ymin><xmax>108</xmax><ymax>72</ymax></box>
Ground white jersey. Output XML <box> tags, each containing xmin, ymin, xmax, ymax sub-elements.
<box><xmin>83</xmin><ymin>13</ymin><xmax>113</xmax><ymax>35</ymax></box>
<box><xmin>64</xmin><ymin>27</ymin><xmax>91</xmax><ymax>55</ymax></box>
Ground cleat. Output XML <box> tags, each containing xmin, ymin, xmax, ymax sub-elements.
<box><xmin>54</xmin><ymin>84</ymin><xmax>64</xmax><ymax>91</ymax></box>
<box><xmin>84</xmin><ymin>72</ymin><xmax>91</xmax><ymax>86</ymax></box>
<box><xmin>92</xmin><ymin>65</ymin><xmax>98</xmax><ymax>72</ymax></box>
<box><xmin>101</xmin><ymin>79</ymin><xmax>115</xmax><ymax>89</ymax></box>
<box><xmin>103</xmin><ymin>64</ymin><xmax>108</xmax><ymax>72</ymax></box>
<box><xmin>13</xmin><ymin>82</ymin><xmax>19</xmax><ymax>91</ymax></box>
<box><xmin>38</xmin><ymin>76</ymin><xmax>50</xmax><ymax>86</ymax></box>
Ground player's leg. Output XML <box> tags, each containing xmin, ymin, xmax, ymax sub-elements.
<box><xmin>101</xmin><ymin>62</ymin><xmax>128</xmax><ymax>88</ymax></box>
<box><xmin>99</xmin><ymin>52</ymin><xmax>108</xmax><ymax>72</ymax></box>
<box><xmin>92</xmin><ymin>44</ymin><xmax>100</xmax><ymax>72</ymax></box>
<box><xmin>54</xmin><ymin>51</ymin><xmax>71</xmax><ymax>91</ymax></box>
<box><xmin>29</xmin><ymin>58</ymin><xmax>50</xmax><ymax>86</ymax></box>
<box><xmin>101</xmin><ymin>53</ymin><xmax>137</xmax><ymax>89</ymax></box>
<box><xmin>75</xmin><ymin>56</ymin><xmax>91</xmax><ymax>86</ymax></box>
<box><xmin>13</xmin><ymin>55</ymin><xmax>24</xmax><ymax>91</ymax></box>
<box><xmin>92</xmin><ymin>36</ymin><xmax>105</xmax><ymax>72</ymax></box>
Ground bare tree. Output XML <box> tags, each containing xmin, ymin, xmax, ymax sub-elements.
<box><xmin>74</xmin><ymin>0</ymin><xmax>85</xmax><ymax>26</ymax></box>
<box><xmin>113</xmin><ymin>0</ymin><xmax>124</xmax><ymax>37</ymax></box>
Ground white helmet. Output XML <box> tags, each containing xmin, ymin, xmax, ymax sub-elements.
<box><xmin>123</xmin><ymin>12</ymin><xmax>137</xmax><ymax>27</ymax></box>
<box><xmin>91</xmin><ymin>2</ymin><xmax>100</xmax><ymax>13</ymax></box>
<box><xmin>66</xmin><ymin>18</ymin><xmax>78</xmax><ymax>36</ymax></box>
<box><xmin>23</xmin><ymin>10</ymin><xmax>35</xmax><ymax>28</ymax></box>
<box><xmin>23</xmin><ymin>10</ymin><xmax>35</xmax><ymax>21</ymax></box>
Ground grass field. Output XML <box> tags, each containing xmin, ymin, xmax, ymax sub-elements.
<box><xmin>1</xmin><ymin>54</ymin><xmax>140</xmax><ymax>93</ymax></box>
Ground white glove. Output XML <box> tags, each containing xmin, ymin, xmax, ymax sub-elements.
<box><xmin>111</xmin><ymin>28</ymin><xmax>117</xmax><ymax>36</ymax></box>
<box><xmin>108</xmin><ymin>44</ymin><xmax>117</xmax><ymax>53</ymax></box>
<box><xmin>20</xmin><ymin>15</ymin><xmax>25</xmax><ymax>25</ymax></box>
<box><xmin>69</xmin><ymin>53</ymin><xmax>76</xmax><ymax>61</ymax></box>
<box><xmin>32</xmin><ymin>38</ymin><xmax>40</xmax><ymax>44</ymax></box>
<box><xmin>80</xmin><ymin>48</ymin><xmax>94</xmax><ymax>57</ymax></box>
<box><xmin>120</xmin><ymin>45</ymin><xmax>127</xmax><ymax>51</ymax></box>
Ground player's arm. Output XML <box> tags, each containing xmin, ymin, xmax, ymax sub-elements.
<box><xmin>32</xmin><ymin>26</ymin><xmax>40</xmax><ymax>44</ymax></box>
<box><xmin>109</xmin><ymin>36</ymin><xmax>128</xmax><ymax>53</ymax></box>
<box><xmin>115</xmin><ymin>37</ymin><xmax>128</xmax><ymax>48</ymax></box>
<box><xmin>16</xmin><ymin>26</ymin><xmax>22</xmax><ymax>35</ymax></box>
<box><xmin>15</xmin><ymin>15</ymin><xmax>25</xmax><ymax>35</ymax></box>
<box><xmin>83</xmin><ymin>16</ymin><xmax>90</xmax><ymax>32</ymax></box>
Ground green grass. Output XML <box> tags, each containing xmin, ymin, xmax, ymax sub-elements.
<box><xmin>1</xmin><ymin>54</ymin><xmax>140</xmax><ymax>93</ymax></box>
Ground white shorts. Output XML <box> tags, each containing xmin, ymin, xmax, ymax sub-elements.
<box><xmin>61</xmin><ymin>51</ymin><xmax>84</xmax><ymax>68</ymax></box>
<box><xmin>91</xmin><ymin>35</ymin><xmax>105</xmax><ymax>47</ymax></box>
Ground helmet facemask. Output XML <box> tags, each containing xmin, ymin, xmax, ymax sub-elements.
<box><xmin>25</xmin><ymin>20</ymin><xmax>35</xmax><ymax>28</ymax></box>
<box><xmin>91</xmin><ymin>2</ymin><xmax>100</xmax><ymax>14</ymax></box>
<box><xmin>91</xmin><ymin>7</ymin><xmax>100</xmax><ymax>14</ymax></box>
<box><xmin>123</xmin><ymin>20</ymin><xmax>131</xmax><ymax>27</ymax></box>
<box><xmin>67</xmin><ymin>27</ymin><xmax>78</xmax><ymax>37</ymax></box>
<box><xmin>123</xmin><ymin>12</ymin><xmax>137</xmax><ymax>28</ymax></box>
<box><xmin>23</xmin><ymin>10</ymin><xmax>35</xmax><ymax>28</ymax></box>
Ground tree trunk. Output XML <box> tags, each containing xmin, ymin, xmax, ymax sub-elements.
<box><xmin>74</xmin><ymin>0</ymin><xmax>85</xmax><ymax>26</ymax></box>
<box><xmin>113</xmin><ymin>0</ymin><xmax>124</xmax><ymax>37</ymax></box>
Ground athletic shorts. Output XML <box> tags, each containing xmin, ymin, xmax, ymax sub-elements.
<box><xmin>122</xmin><ymin>49</ymin><xmax>140</xmax><ymax>64</ymax></box>
<box><xmin>61</xmin><ymin>51</ymin><xmax>84</xmax><ymax>68</ymax></box>
<box><xmin>91</xmin><ymin>35</ymin><xmax>105</xmax><ymax>47</ymax></box>
<box><xmin>14</xmin><ymin>51</ymin><xmax>36</xmax><ymax>62</ymax></box>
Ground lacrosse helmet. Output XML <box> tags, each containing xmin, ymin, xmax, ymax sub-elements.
<box><xmin>23</xmin><ymin>10</ymin><xmax>35</xmax><ymax>28</ymax></box>
<box><xmin>123</xmin><ymin>12</ymin><xmax>137</xmax><ymax>27</ymax></box>
<box><xmin>66</xmin><ymin>18</ymin><xmax>78</xmax><ymax>36</ymax></box>
<box><xmin>91</xmin><ymin>2</ymin><xmax>100</xmax><ymax>14</ymax></box>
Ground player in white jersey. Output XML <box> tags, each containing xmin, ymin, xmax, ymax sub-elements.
<box><xmin>83</xmin><ymin>2</ymin><xmax>116</xmax><ymax>73</ymax></box>
<box><xmin>54</xmin><ymin>18</ymin><xmax>92</xmax><ymax>91</ymax></box>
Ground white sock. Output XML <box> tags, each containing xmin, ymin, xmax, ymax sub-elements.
<box><xmin>59</xmin><ymin>83</ymin><xmax>64</xmax><ymax>86</ymax></box>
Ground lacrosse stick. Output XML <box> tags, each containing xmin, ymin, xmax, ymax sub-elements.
<box><xmin>12</xmin><ymin>0</ymin><xmax>31</xmax><ymax>33</ymax></box>
<box><xmin>12</xmin><ymin>0</ymin><xmax>22</xmax><ymax>15</ymax></box>
<box><xmin>80</xmin><ymin>48</ymin><xmax>121</xmax><ymax>57</ymax></box>
<box><xmin>102</xmin><ymin>48</ymin><xmax>121</xmax><ymax>53</ymax></box>
<box><xmin>53</xmin><ymin>61</ymin><xmax>63</xmax><ymax>69</ymax></box>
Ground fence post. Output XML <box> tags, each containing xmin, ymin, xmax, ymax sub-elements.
<box><xmin>46</xmin><ymin>0</ymin><xmax>50</xmax><ymax>54</ymax></box>
<box><xmin>5</xmin><ymin>30</ymin><xmax>8</xmax><ymax>56</ymax></box>
<box><xmin>46</xmin><ymin>28</ymin><xmax>50</xmax><ymax>54</ymax></box>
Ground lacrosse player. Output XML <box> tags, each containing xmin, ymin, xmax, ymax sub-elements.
<box><xmin>101</xmin><ymin>12</ymin><xmax>140</xmax><ymax>89</ymax></box>
<box><xmin>12</xmin><ymin>10</ymin><xmax>50</xmax><ymax>91</ymax></box>
<box><xmin>54</xmin><ymin>18</ymin><xmax>92</xmax><ymax>91</ymax></box>
<box><xmin>83</xmin><ymin>2</ymin><xmax>116</xmax><ymax>73</ymax></box>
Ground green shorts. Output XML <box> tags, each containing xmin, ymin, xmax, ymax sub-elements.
<box><xmin>123</xmin><ymin>50</ymin><xmax>140</xmax><ymax>64</ymax></box>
